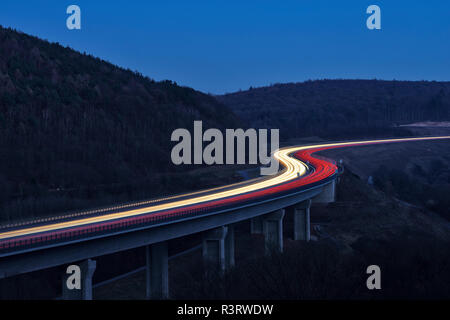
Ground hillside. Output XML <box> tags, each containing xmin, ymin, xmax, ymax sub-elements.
<box><xmin>321</xmin><ymin>138</ymin><xmax>450</xmax><ymax>221</ymax></box>
<box><xmin>218</xmin><ymin>80</ymin><xmax>450</xmax><ymax>140</ymax></box>
<box><xmin>0</xmin><ymin>26</ymin><xmax>241</xmax><ymax>223</ymax></box>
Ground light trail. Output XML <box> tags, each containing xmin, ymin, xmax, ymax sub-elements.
<box><xmin>0</xmin><ymin>136</ymin><xmax>449</xmax><ymax>245</ymax></box>
<box><xmin>0</xmin><ymin>146</ymin><xmax>307</xmax><ymax>240</ymax></box>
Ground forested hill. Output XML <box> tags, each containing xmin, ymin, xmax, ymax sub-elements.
<box><xmin>218</xmin><ymin>80</ymin><xmax>450</xmax><ymax>139</ymax></box>
<box><xmin>0</xmin><ymin>26</ymin><xmax>240</xmax><ymax>221</ymax></box>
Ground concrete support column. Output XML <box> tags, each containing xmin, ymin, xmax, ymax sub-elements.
<box><xmin>62</xmin><ymin>258</ymin><xmax>96</xmax><ymax>300</ymax></box>
<box><xmin>225</xmin><ymin>225</ymin><xmax>235</xmax><ymax>269</ymax></box>
<box><xmin>263</xmin><ymin>209</ymin><xmax>285</xmax><ymax>255</ymax></box>
<box><xmin>313</xmin><ymin>180</ymin><xmax>336</xmax><ymax>204</ymax></box>
<box><xmin>294</xmin><ymin>199</ymin><xmax>312</xmax><ymax>241</ymax></box>
<box><xmin>146</xmin><ymin>241</ymin><xmax>169</xmax><ymax>299</ymax></box>
<box><xmin>250</xmin><ymin>216</ymin><xmax>263</xmax><ymax>234</ymax></box>
<box><xmin>202</xmin><ymin>226</ymin><xmax>228</xmax><ymax>273</ymax></box>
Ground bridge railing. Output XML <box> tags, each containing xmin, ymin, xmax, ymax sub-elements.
<box><xmin>0</xmin><ymin>172</ymin><xmax>338</xmax><ymax>254</ymax></box>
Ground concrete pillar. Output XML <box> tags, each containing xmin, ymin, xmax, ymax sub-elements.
<box><xmin>313</xmin><ymin>180</ymin><xmax>336</xmax><ymax>203</ymax></box>
<box><xmin>250</xmin><ymin>216</ymin><xmax>263</xmax><ymax>234</ymax></box>
<box><xmin>263</xmin><ymin>209</ymin><xmax>285</xmax><ymax>255</ymax></box>
<box><xmin>225</xmin><ymin>225</ymin><xmax>235</xmax><ymax>269</ymax></box>
<box><xmin>146</xmin><ymin>241</ymin><xmax>169</xmax><ymax>299</ymax></box>
<box><xmin>202</xmin><ymin>226</ymin><xmax>228</xmax><ymax>273</ymax></box>
<box><xmin>294</xmin><ymin>199</ymin><xmax>312</xmax><ymax>241</ymax></box>
<box><xmin>62</xmin><ymin>258</ymin><xmax>96</xmax><ymax>300</ymax></box>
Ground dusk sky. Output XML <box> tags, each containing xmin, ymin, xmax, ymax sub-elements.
<box><xmin>1</xmin><ymin>0</ymin><xmax>449</xmax><ymax>93</ymax></box>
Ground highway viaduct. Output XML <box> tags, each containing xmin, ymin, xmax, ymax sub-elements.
<box><xmin>3</xmin><ymin>136</ymin><xmax>449</xmax><ymax>299</ymax></box>
<box><xmin>0</xmin><ymin>179</ymin><xmax>337</xmax><ymax>300</ymax></box>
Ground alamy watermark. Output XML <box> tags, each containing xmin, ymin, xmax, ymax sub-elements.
<box><xmin>366</xmin><ymin>265</ymin><xmax>381</xmax><ymax>290</ymax></box>
<box><xmin>170</xmin><ymin>121</ymin><xmax>279</xmax><ymax>176</ymax></box>
<box><xmin>66</xmin><ymin>5</ymin><xmax>81</xmax><ymax>30</ymax></box>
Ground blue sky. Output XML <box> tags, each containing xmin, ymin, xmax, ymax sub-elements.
<box><xmin>1</xmin><ymin>0</ymin><xmax>449</xmax><ymax>93</ymax></box>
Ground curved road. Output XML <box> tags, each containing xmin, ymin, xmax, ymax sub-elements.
<box><xmin>0</xmin><ymin>136</ymin><xmax>449</xmax><ymax>252</ymax></box>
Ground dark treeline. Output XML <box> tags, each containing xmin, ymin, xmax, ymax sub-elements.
<box><xmin>218</xmin><ymin>80</ymin><xmax>450</xmax><ymax>139</ymax></box>
<box><xmin>0</xmin><ymin>26</ymin><xmax>240</xmax><ymax>223</ymax></box>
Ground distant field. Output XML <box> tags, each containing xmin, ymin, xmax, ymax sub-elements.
<box><xmin>320</xmin><ymin>139</ymin><xmax>450</xmax><ymax>185</ymax></box>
